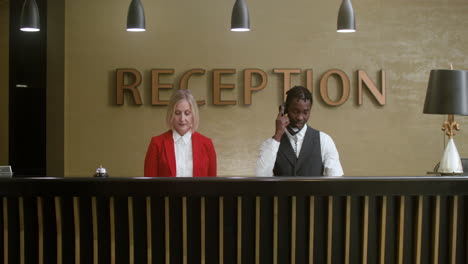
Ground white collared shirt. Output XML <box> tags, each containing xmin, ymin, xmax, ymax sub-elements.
<box><xmin>255</xmin><ymin>126</ymin><xmax>344</xmax><ymax>176</ymax></box>
<box><xmin>173</xmin><ymin>130</ymin><xmax>193</xmax><ymax>177</ymax></box>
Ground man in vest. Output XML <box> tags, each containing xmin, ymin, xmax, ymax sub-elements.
<box><xmin>256</xmin><ymin>86</ymin><xmax>344</xmax><ymax>176</ymax></box>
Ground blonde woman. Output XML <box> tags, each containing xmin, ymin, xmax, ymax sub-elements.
<box><xmin>144</xmin><ymin>89</ymin><xmax>217</xmax><ymax>177</ymax></box>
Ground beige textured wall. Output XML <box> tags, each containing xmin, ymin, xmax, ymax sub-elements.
<box><xmin>0</xmin><ymin>0</ymin><xmax>8</xmax><ymax>165</ymax></box>
<box><xmin>63</xmin><ymin>0</ymin><xmax>468</xmax><ymax>176</ymax></box>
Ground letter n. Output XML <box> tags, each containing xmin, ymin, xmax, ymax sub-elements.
<box><xmin>358</xmin><ymin>70</ymin><xmax>386</xmax><ymax>105</ymax></box>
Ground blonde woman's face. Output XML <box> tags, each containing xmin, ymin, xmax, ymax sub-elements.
<box><xmin>172</xmin><ymin>100</ymin><xmax>193</xmax><ymax>136</ymax></box>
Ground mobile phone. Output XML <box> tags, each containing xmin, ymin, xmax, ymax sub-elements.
<box><xmin>278</xmin><ymin>104</ymin><xmax>284</xmax><ymax>115</ymax></box>
<box><xmin>279</xmin><ymin>103</ymin><xmax>287</xmax><ymax>115</ymax></box>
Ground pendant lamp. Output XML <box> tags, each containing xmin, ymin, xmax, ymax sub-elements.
<box><xmin>127</xmin><ymin>0</ymin><xmax>146</xmax><ymax>32</ymax></box>
<box><xmin>231</xmin><ymin>0</ymin><xmax>250</xmax><ymax>32</ymax></box>
<box><xmin>20</xmin><ymin>0</ymin><xmax>40</xmax><ymax>32</ymax></box>
<box><xmin>337</xmin><ymin>0</ymin><xmax>355</xmax><ymax>33</ymax></box>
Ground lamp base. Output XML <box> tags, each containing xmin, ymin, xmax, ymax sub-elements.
<box><xmin>438</xmin><ymin>138</ymin><xmax>463</xmax><ymax>173</ymax></box>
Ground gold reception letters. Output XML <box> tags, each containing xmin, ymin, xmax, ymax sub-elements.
<box><xmin>116</xmin><ymin>68</ymin><xmax>386</xmax><ymax>106</ymax></box>
<box><xmin>116</xmin><ymin>68</ymin><xmax>143</xmax><ymax>105</ymax></box>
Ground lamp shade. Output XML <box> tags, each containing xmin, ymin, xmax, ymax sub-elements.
<box><xmin>337</xmin><ymin>0</ymin><xmax>355</xmax><ymax>33</ymax></box>
<box><xmin>231</xmin><ymin>0</ymin><xmax>250</xmax><ymax>32</ymax></box>
<box><xmin>127</xmin><ymin>0</ymin><xmax>146</xmax><ymax>32</ymax></box>
<box><xmin>20</xmin><ymin>0</ymin><xmax>40</xmax><ymax>32</ymax></box>
<box><xmin>423</xmin><ymin>69</ymin><xmax>468</xmax><ymax>115</ymax></box>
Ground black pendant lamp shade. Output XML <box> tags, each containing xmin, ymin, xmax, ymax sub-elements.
<box><xmin>423</xmin><ymin>69</ymin><xmax>468</xmax><ymax>116</ymax></box>
<box><xmin>337</xmin><ymin>0</ymin><xmax>355</xmax><ymax>33</ymax></box>
<box><xmin>231</xmin><ymin>0</ymin><xmax>250</xmax><ymax>32</ymax></box>
<box><xmin>127</xmin><ymin>0</ymin><xmax>146</xmax><ymax>32</ymax></box>
<box><xmin>20</xmin><ymin>0</ymin><xmax>40</xmax><ymax>32</ymax></box>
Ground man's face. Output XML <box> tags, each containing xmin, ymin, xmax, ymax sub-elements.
<box><xmin>287</xmin><ymin>99</ymin><xmax>311</xmax><ymax>130</ymax></box>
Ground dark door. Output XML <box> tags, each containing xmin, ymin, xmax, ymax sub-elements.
<box><xmin>9</xmin><ymin>0</ymin><xmax>47</xmax><ymax>176</ymax></box>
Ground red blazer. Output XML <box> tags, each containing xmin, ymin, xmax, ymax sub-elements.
<box><xmin>144</xmin><ymin>130</ymin><xmax>217</xmax><ymax>177</ymax></box>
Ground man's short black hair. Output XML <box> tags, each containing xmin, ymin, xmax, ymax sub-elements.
<box><xmin>285</xmin><ymin>86</ymin><xmax>312</xmax><ymax>111</ymax></box>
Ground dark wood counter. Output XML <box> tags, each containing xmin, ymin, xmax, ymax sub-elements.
<box><xmin>0</xmin><ymin>176</ymin><xmax>467</xmax><ymax>263</ymax></box>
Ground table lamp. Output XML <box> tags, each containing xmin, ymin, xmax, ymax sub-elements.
<box><xmin>423</xmin><ymin>68</ymin><xmax>468</xmax><ymax>173</ymax></box>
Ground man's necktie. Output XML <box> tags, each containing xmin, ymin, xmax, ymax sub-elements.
<box><xmin>293</xmin><ymin>135</ymin><xmax>298</xmax><ymax>156</ymax></box>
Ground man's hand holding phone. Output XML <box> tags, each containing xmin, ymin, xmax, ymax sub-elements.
<box><xmin>273</xmin><ymin>105</ymin><xmax>289</xmax><ymax>142</ymax></box>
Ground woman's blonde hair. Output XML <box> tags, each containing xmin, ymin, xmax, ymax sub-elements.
<box><xmin>166</xmin><ymin>89</ymin><xmax>200</xmax><ymax>132</ymax></box>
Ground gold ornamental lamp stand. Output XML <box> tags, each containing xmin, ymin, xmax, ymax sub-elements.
<box><xmin>439</xmin><ymin>114</ymin><xmax>462</xmax><ymax>173</ymax></box>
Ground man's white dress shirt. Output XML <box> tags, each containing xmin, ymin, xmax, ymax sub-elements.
<box><xmin>255</xmin><ymin>126</ymin><xmax>344</xmax><ymax>176</ymax></box>
<box><xmin>173</xmin><ymin>130</ymin><xmax>193</xmax><ymax>177</ymax></box>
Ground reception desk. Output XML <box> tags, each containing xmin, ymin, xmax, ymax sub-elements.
<box><xmin>0</xmin><ymin>176</ymin><xmax>467</xmax><ymax>264</ymax></box>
